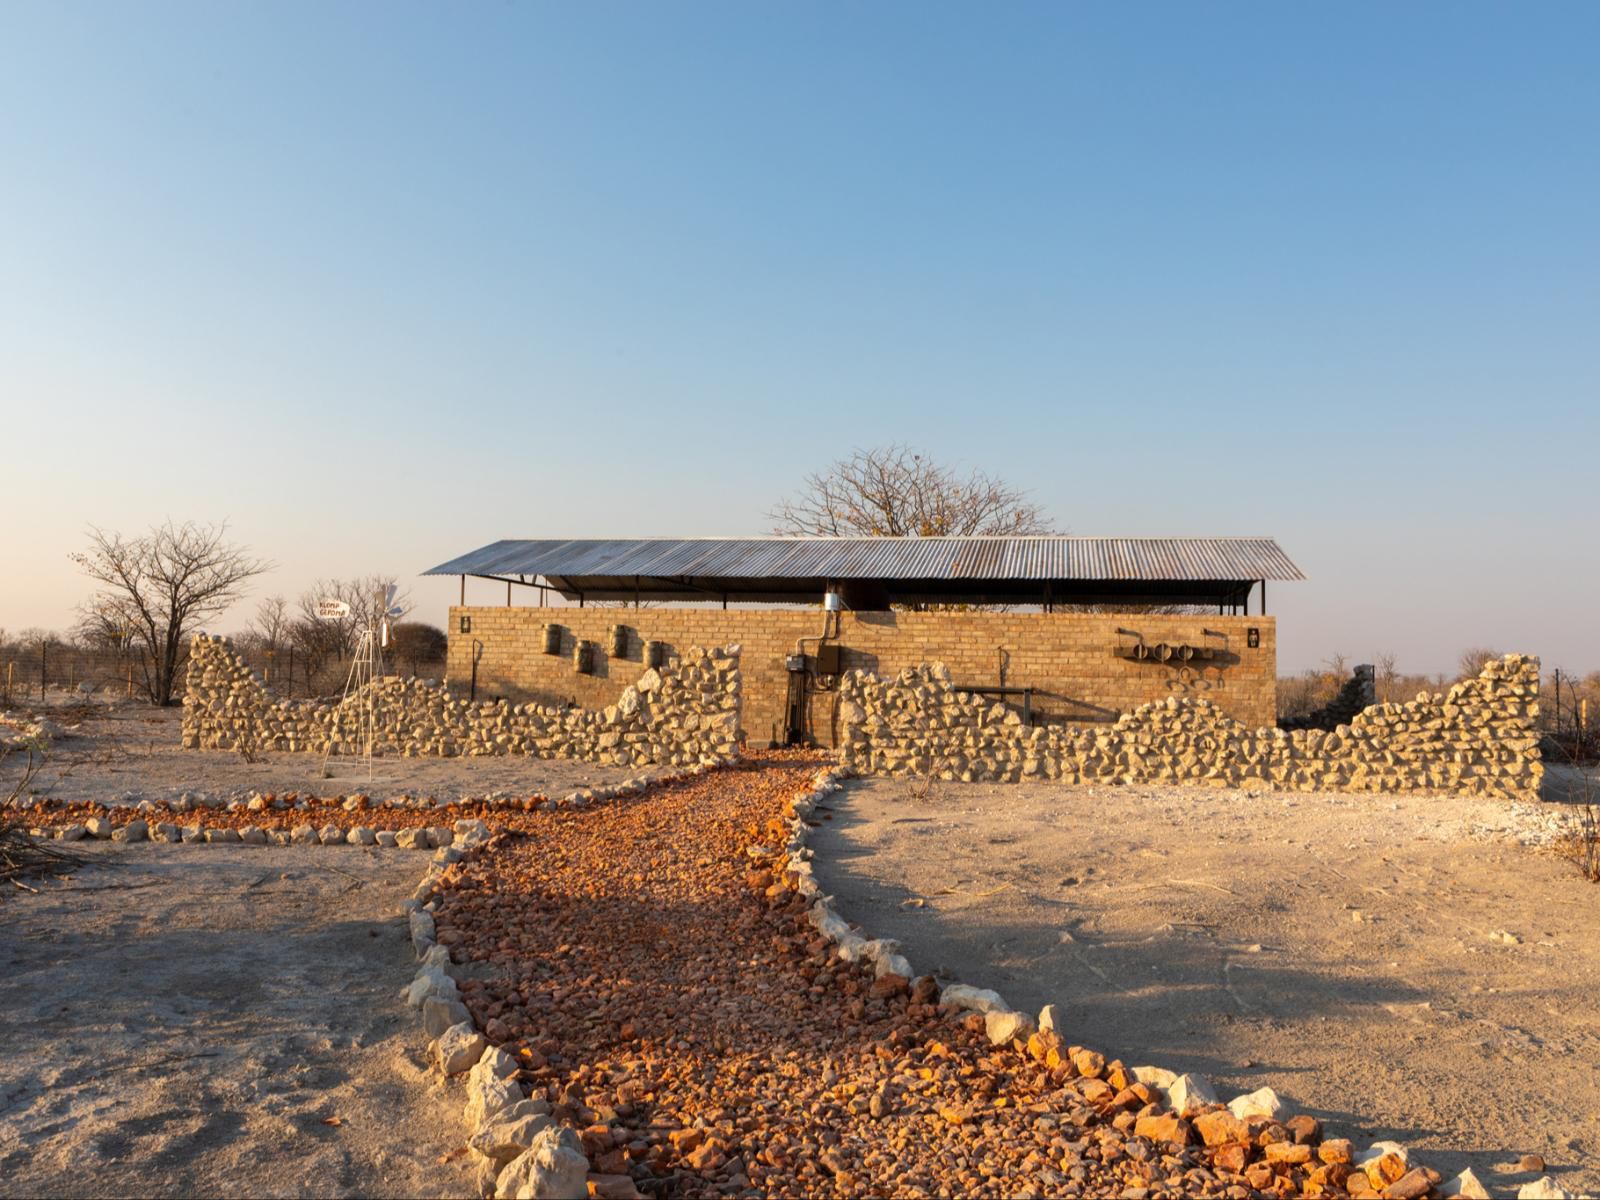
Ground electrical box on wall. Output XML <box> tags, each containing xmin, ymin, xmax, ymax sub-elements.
<box><xmin>815</xmin><ymin>643</ymin><xmax>842</xmax><ymax>675</ymax></box>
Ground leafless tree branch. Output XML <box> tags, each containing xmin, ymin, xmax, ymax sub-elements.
<box><xmin>769</xmin><ymin>444</ymin><xmax>1054</xmax><ymax>539</ymax></box>
<box><xmin>70</xmin><ymin>521</ymin><xmax>271</xmax><ymax>706</ymax></box>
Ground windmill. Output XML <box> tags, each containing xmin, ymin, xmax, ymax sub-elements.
<box><xmin>321</xmin><ymin>584</ymin><xmax>406</xmax><ymax>782</ymax></box>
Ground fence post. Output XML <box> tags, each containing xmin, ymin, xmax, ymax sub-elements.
<box><xmin>40</xmin><ymin>642</ymin><xmax>47</xmax><ymax>702</ymax></box>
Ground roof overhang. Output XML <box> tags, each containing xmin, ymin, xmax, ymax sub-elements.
<box><xmin>424</xmin><ymin>537</ymin><xmax>1303</xmax><ymax>608</ymax></box>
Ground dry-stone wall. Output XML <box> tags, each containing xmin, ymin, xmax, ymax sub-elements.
<box><xmin>1279</xmin><ymin>664</ymin><xmax>1378</xmax><ymax>732</ymax></box>
<box><xmin>839</xmin><ymin>653</ymin><xmax>1542</xmax><ymax>800</ymax></box>
<box><xmin>182</xmin><ymin>634</ymin><xmax>741</xmax><ymax>768</ymax></box>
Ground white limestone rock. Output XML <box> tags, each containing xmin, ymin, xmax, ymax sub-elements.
<box><xmin>495</xmin><ymin>1125</ymin><xmax>588</xmax><ymax>1200</ymax></box>
<box><xmin>403</xmin><ymin>965</ymin><xmax>458</xmax><ymax>1009</ymax></box>
<box><xmin>1168</xmin><ymin>1072</ymin><xmax>1220</xmax><ymax>1116</ymax></box>
<box><xmin>1129</xmin><ymin>1065</ymin><xmax>1177</xmax><ymax>1091</ymax></box>
<box><xmin>1517</xmin><ymin>1180</ymin><xmax>1573</xmax><ymax>1200</ymax></box>
<box><xmin>436</xmin><ymin>1021</ymin><xmax>488</xmax><ymax>1076</ymax></box>
<box><xmin>464</xmin><ymin>1055</ymin><xmax>523</xmax><ymax>1129</ymax></box>
<box><xmin>1228</xmin><ymin>1086</ymin><xmax>1287</xmax><ymax>1123</ymax></box>
<box><xmin>938</xmin><ymin>984</ymin><xmax>1010</xmax><ymax>1015</ymax></box>
<box><xmin>410</xmin><ymin>910</ymin><xmax>436</xmax><ymax>956</ymax></box>
<box><xmin>423</xmin><ymin>995</ymin><xmax>472</xmax><ymax>1039</ymax></box>
<box><xmin>1442</xmin><ymin>1168</ymin><xmax>1491</xmax><ymax>1200</ymax></box>
<box><xmin>469</xmin><ymin>1106</ymin><xmax>556</xmax><ymax>1169</ymax></box>
<box><xmin>984</xmin><ymin>1010</ymin><xmax>1037</xmax><ymax>1045</ymax></box>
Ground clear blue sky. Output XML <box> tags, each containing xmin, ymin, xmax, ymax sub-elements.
<box><xmin>2</xmin><ymin>2</ymin><xmax>1596</xmax><ymax>676</ymax></box>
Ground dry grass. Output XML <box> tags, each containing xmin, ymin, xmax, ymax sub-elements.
<box><xmin>1576</xmin><ymin>806</ymin><xmax>1600</xmax><ymax>882</ymax></box>
<box><xmin>0</xmin><ymin>741</ymin><xmax>82</xmax><ymax>890</ymax></box>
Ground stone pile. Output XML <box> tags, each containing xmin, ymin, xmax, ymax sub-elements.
<box><xmin>838</xmin><ymin>654</ymin><xmax>1543</xmax><ymax>800</ymax></box>
<box><xmin>181</xmin><ymin>634</ymin><xmax>742</xmax><ymax>768</ymax></box>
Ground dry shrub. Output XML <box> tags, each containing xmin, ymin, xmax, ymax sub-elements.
<box><xmin>1574</xmin><ymin>806</ymin><xmax>1600</xmax><ymax>883</ymax></box>
<box><xmin>1</xmin><ymin>739</ymin><xmax>82</xmax><ymax>889</ymax></box>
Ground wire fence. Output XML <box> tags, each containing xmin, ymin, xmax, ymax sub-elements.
<box><xmin>0</xmin><ymin>643</ymin><xmax>447</xmax><ymax>709</ymax></box>
<box><xmin>1281</xmin><ymin>663</ymin><xmax>1598</xmax><ymax>763</ymax></box>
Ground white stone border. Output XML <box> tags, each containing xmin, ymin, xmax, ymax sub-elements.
<box><xmin>789</xmin><ymin>765</ymin><xmax>1530</xmax><ymax>1200</ymax></box>
<box><xmin>23</xmin><ymin>764</ymin><xmax>714</xmax><ymax>857</ymax></box>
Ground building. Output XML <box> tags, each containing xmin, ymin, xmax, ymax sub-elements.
<box><xmin>422</xmin><ymin>536</ymin><xmax>1303</xmax><ymax>747</ymax></box>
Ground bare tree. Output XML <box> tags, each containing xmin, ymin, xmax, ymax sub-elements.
<box><xmin>71</xmin><ymin>521</ymin><xmax>271</xmax><ymax>706</ymax></box>
<box><xmin>389</xmin><ymin>622</ymin><xmax>447</xmax><ymax>676</ymax></box>
<box><xmin>287</xmin><ymin>615</ymin><xmax>342</xmax><ymax>696</ymax></box>
<box><xmin>296</xmin><ymin>576</ymin><xmax>411</xmax><ymax>660</ymax></box>
<box><xmin>1458</xmin><ymin>647</ymin><xmax>1503</xmax><ymax>680</ymax></box>
<box><xmin>1375</xmin><ymin>652</ymin><xmax>1399</xmax><ymax>703</ymax></box>
<box><xmin>769</xmin><ymin>444</ymin><xmax>1053</xmax><ymax>538</ymax></box>
<box><xmin>249</xmin><ymin>594</ymin><xmax>292</xmax><ymax>653</ymax></box>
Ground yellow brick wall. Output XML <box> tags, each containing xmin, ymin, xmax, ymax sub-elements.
<box><xmin>446</xmin><ymin>607</ymin><xmax>1278</xmax><ymax>747</ymax></box>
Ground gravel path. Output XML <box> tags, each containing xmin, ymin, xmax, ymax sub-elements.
<box><xmin>0</xmin><ymin>845</ymin><xmax>468</xmax><ymax>1199</ymax></box>
<box><xmin>427</xmin><ymin>753</ymin><xmax>1414</xmax><ymax>1199</ymax></box>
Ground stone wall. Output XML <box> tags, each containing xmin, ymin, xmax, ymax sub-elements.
<box><xmin>447</xmin><ymin>607</ymin><xmax>1279</xmax><ymax>747</ymax></box>
<box><xmin>181</xmin><ymin>635</ymin><xmax>741</xmax><ymax>768</ymax></box>
<box><xmin>838</xmin><ymin>653</ymin><xmax>1543</xmax><ymax>800</ymax></box>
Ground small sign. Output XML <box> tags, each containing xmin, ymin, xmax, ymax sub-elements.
<box><xmin>317</xmin><ymin>599</ymin><xmax>352</xmax><ymax>620</ymax></box>
<box><xmin>1247</xmin><ymin>627</ymin><xmax>1260</xmax><ymax>648</ymax></box>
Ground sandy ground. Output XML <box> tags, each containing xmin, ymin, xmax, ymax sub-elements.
<box><xmin>0</xmin><ymin>844</ymin><xmax>470</xmax><ymax>1200</ymax></box>
<box><xmin>0</xmin><ymin>704</ymin><xmax>643</xmax><ymax>1200</ymax></box>
<box><xmin>2</xmin><ymin>701</ymin><xmax>633</xmax><ymax>805</ymax></box>
<box><xmin>810</xmin><ymin>775</ymin><xmax>1600</xmax><ymax>1197</ymax></box>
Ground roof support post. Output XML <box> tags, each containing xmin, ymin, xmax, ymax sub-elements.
<box><xmin>459</xmin><ymin>575</ymin><xmax>465</xmax><ymax>606</ymax></box>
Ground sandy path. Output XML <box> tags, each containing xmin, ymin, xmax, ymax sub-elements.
<box><xmin>0</xmin><ymin>844</ymin><xmax>469</xmax><ymax>1200</ymax></box>
<box><xmin>809</xmin><ymin>776</ymin><xmax>1600</xmax><ymax>1197</ymax></box>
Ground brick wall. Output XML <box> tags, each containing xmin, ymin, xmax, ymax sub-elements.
<box><xmin>446</xmin><ymin>607</ymin><xmax>1277</xmax><ymax>746</ymax></box>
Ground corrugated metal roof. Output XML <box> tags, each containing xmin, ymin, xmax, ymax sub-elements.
<box><xmin>422</xmin><ymin>536</ymin><xmax>1304</xmax><ymax>583</ymax></box>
